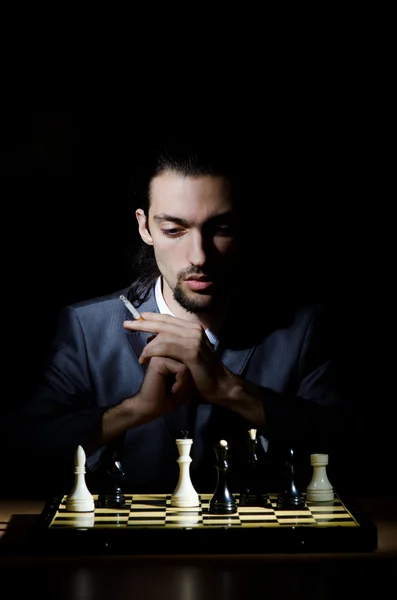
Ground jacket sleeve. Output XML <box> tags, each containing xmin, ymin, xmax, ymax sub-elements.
<box><xmin>260</xmin><ymin>305</ymin><xmax>351</xmax><ymax>452</ymax></box>
<box><xmin>1</xmin><ymin>307</ymin><xmax>108</xmax><ymax>495</ymax></box>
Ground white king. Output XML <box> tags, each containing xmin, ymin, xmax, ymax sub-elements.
<box><xmin>170</xmin><ymin>438</ymin><xmax>200</xmax><ymax>508</ymax></box>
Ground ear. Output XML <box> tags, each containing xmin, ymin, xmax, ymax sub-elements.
<box><xmin>136</xmin><ymin>209</ymin><xmax>153</xmax><ymax>245</ymax></box>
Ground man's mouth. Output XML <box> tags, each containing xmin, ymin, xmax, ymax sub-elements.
<box><xmin>184</xmin><ymin>278</ymin><xmax>214</xmax><ymax>291</ymax></box>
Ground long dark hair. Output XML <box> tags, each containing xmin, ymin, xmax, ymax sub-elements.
<box><xmin>127</xmin><ymin>136</ymin><xmax>244</xmax><ymax>307</ymax></box>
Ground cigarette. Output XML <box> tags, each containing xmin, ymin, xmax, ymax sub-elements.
<box><xmin>119</xmin><ymin>295</ymin><xmax>145</xmax><ymax>320</ymax></box>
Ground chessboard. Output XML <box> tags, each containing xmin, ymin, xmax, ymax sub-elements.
<box><xmin>2</xmin><ymin>492</ymin><xmax>378</xmax><ymax>555</ymax></box>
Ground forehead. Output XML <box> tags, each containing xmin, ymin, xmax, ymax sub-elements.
<box><xmin>149</xmin><ymin>171</ymin><xmax>234</xmax><ymax>220</ymax></box>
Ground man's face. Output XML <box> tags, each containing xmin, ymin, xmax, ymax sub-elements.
<box><xmin>137</xmin><ymin>170</ymin><xmax>241</xmax><ymax>315</ymax></box>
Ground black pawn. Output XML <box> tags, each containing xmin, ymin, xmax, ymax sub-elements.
<box><xmin>277</xmin><ymin>447</ymin><xmax>305</xmax><ymax>509</ymax></box>
<box><xmin>209</xmin><ymin>440</ymin><xmax>237</xmax><ymax>514</ymax></box>
<box><xmin>239</xmin><ymin>429</ymin><xmax>270</xmax><ymax>507</ymax></box>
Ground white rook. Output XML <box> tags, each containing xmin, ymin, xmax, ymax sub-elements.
<box><xmin>170</xmin><ymin>438</ymin><xmax>200</xmax><ymax>508</ymax></box>
<box><xmin>306</xmin><ymin>453</ymin><xmax>334</xmax><ymax>502</ymax></box>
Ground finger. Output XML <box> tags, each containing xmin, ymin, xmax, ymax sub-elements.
<box><xmin>147</xmin><ymin>356</ymin><xmax>187</xmax><ymax>376</ymax></box>
<box><xmin>140</xmin><ymin>313</ymin><xmax>196</xmax><ymax>328</ymax></box>
<box><xmin>125</xmin><ymin>318</ymin><xmax>203</xmax><ymax>339</ymax></box>
<box><xmin>126</xmin><ymin>312</ymin><xmax>201</xmax><ymax>331</ymax></box>
<box><xmin>140</xmin><ymin>340</ymin><xmax>198</xmax><ymax>365</ymax></box>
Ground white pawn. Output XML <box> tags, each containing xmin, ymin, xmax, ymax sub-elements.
<box><xmin>306</xmin><ymin>453</ymin><xmax>334</xmax><ymax>502</ymax></box>
<box><xmin>170</xmin><ymin>438</ymin><xmax>200</xmax><ymax>508</ymax></box>
<box><xmin>65</xmin><ymin>445</ymin><xmax>95</xmax><ymax>512</ymax></box>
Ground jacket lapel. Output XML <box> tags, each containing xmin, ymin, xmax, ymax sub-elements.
<box><xmin>123</xmin><ymin>291</ymin><xmax>159</xmax><ymax>362</ymax></box>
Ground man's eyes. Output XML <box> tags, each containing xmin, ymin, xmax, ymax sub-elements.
<box><xmin>162</xmin><ymin>228</ymin><xmax>183</xmax><ymax>237</ymax></box>
<box><xmin>162</xmin><ymin>225</ymin><xmax>234</xmax><ymax>238</ymax></box>
<box><xmin>215</xmin><ymin>225</ymin><xmax>234</xmax><ymax>235</ymax></box>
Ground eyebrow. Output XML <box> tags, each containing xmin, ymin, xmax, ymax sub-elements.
<box><xmin>153</xmin><ymin>214</ymin><xmax>192</xmax><ymax>227</ymax></box>
<box><xmin>153</xmin><ymin>211</ymin><xmax>234</xmax><ymax>228</ymax></box>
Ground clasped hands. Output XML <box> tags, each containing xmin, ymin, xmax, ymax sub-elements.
<box><xmin>123</xmin><ymin>312</ymin><xmax>232</xmax><ymax>408</ymax></box>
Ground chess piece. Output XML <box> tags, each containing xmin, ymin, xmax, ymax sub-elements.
<box><xmin>209</xmin><ymin>439</ymin><xmax>237</xmax><ymax>514</ymax></box>
<box><xmin>65</xmin><ymin>445</ymin><xmax>95</xmax><ymax>512</ymax></box>
<box><xmin>277</xmin><ymin>446</ymin><xmax>305</xmax><ymax>509</ymax></box>
<box><xmin>170</xmin><ymin>437</ymin><xmax>200</xmax><ymax>507</ymax></box>
<box><xmin>239</xmin><ymin>429</ymin><xmax>270</xmax><ymax>507</ymax></box>
<box><xmin>306</xmin><ymin>453</ymin><xmax>334</xmax><ymax>502</ymax></box>
<box><xmin>97</xmin><ymin>444</ymin><xmax>127</xmax><ymax>509</ymax></box>
<box><xmin>69</xmin><ymin>512</ymin><xmax>95</xmax><ymax>529</ymax></box>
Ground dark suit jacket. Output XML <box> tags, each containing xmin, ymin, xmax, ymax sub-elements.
<box><xmin>3</xmin><ymin>286</ymin><xmax>347</xmax><ymax>496</ymax></box>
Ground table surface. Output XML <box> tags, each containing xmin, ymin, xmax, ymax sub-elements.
<box><xmin>1</xmin><ymin>494</ymin><xmax>396</xmax><ymax>599</ymax></box>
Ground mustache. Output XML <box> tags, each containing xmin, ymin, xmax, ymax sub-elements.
<box><xmin>177</xmin><ymin>264</ymin><xmax>236</xmax><ymax>282</ymax></box>
<box><xmin>177</xmin><ymin>268</ymin><xmax>211</xmax><ymax>280</ymax></box>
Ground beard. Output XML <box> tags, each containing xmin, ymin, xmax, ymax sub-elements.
<box><xmin>172</xmin><ymin>266</ymin><xmax>234</xmax><ymax>314</ymax></box>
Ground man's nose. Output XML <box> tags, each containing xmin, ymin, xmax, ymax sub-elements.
<box><xmin>187</xmin><ymin>231</ymin><xmax>207</xmax><ymax>267</ymax></box>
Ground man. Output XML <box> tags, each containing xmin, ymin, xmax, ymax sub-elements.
<box><xmin>2</xmin><ymin>138</ymin><xmax>347</xmax><ymax>497</ymax></box>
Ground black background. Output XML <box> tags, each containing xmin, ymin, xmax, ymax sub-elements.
<box><xmin>0</xmin><ymin>108</ymin><xmax>394</xmax><ymax>495</ymax></box>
